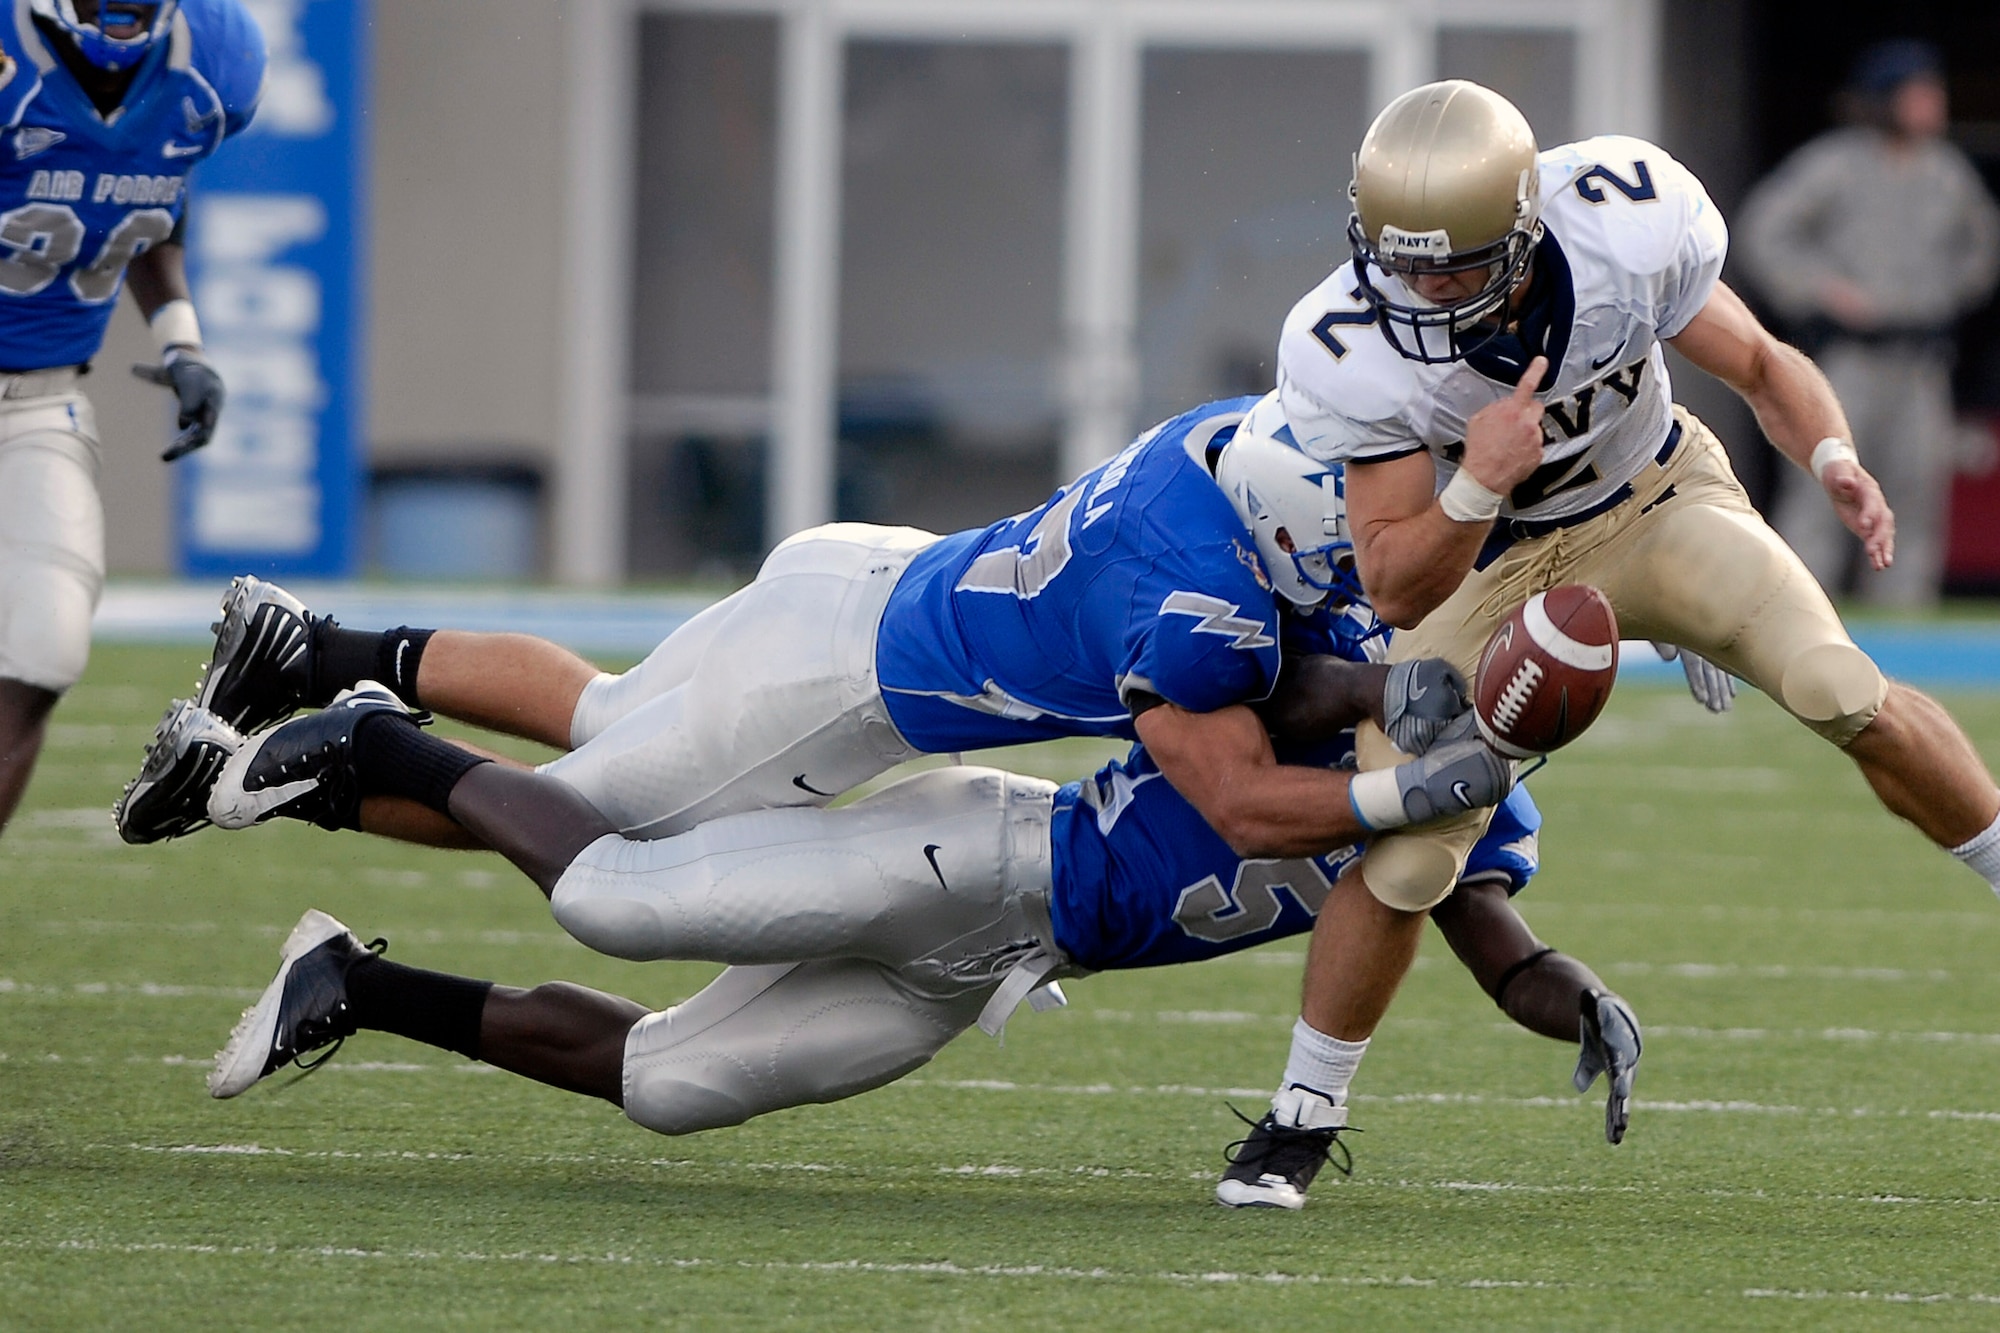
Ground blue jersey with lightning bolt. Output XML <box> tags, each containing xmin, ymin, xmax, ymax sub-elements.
<box><xmin>876</xmin><ymin>397</ymin><xmax>1283</xmax><ymax>751</ymax></box>
<box><xmin>0</xmin><ymin>0</ymin><xmax>263</xmax><ymax>369</ymax></box>
<box><xmin>1048</xmin><ymin>606</ymin><xmax>1542</xmax><ymax>972</ymax></box>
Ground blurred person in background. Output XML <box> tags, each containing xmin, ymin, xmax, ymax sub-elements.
<box><xmin>1740</xmin><ymin>39</ymin><xmax>2000</xmax><ymax>608</ymax></box>
<box><xmin>0</xmin><ymin>0</ymin><xmax>261</xmax><ymax>836</ymax></box>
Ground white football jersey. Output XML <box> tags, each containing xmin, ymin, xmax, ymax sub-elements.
<box><xmin>1245</xmin><ymin>136</ymin><xmax>1729</xmax><ymax>523</ymax></box>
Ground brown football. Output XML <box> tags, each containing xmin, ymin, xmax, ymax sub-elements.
<box><xmin>1473</xmin><ymin>585</ymin><xmax>1620</xmax><ymax>758</ymax></box>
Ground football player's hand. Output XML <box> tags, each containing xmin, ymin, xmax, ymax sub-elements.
<box><xmin>1378</xmin><ymin>725</ymin><xmax>1514</xmax><ymax>828</ymax></box>
<box><xmin>133</xmin><ymin>349</ymin><xmax>225</xmax><ymax>461</ymax></box>
<box><xmin>1822</xmin><ymin>458</ymin><xmax>1895</xmax><ymax>571</ymax></box>
<box><xmin>1382</xmin><ymin>657</ymin><xmax>1472</xmax><ymax>754</ymax></box>
<box><xmin>1461</xmin><ymin>355</ymin><xmax>1547</xmax><ymax>494</ymax></box>
<box><xmin>1651</xmin><ymin>642</ymin><xmax>1734</xmax><ymax>713</ymax></box>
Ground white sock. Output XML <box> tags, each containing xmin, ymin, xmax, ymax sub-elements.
<box><xmin>1951</xmin><ymin>811</ymin><xmax>2000</xmax><ymax>895</ymax></box>
<box><xmin>1273</xmin><ymin>1018</ymin><xmax>1368</xmax><ymax>1127</ymax></box>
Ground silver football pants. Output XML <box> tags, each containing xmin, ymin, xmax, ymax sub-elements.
<box><xmin>541</xmin><ymin>523</ymin><xmax>937</xmax><ymax>838</ymax></box>
<box><xmin>546</xmin><ymin>765</ymin><xmax>1062</xmax><ymax>1136</ymax></box>
<box><xmin>0</xmin><ymin>375</ymin><xmax>101</xmax><ymax>691</ymax></box>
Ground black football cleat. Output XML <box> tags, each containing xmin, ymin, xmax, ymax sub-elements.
<box><xmin>1215</xmin><ymin>1087</ymin><xmax>1355</xmax><ymax>1210</ymax></box>
<box><xmin>1574</xmin><ymin>988</ymin><xmax>1643</xmax><ymax>1145</ymax></box>
<box><xmin>113</xmin><ymin>699</ymin><xmax>243</xmax><ymax>844</ymax></box>
<box><xmin>195</xmin><ymin>576</ymin><xmax>322</xmax><ymax>733</ymax></box>
<box><xmin>210</xmin><ymin>909</ymin><xmax>384</xmax><ymax>1098</ymax></box>
<box><xmin>207</xmin><ymin>683</ymin><xmax>418</xmax><ymax>832</ymax></box>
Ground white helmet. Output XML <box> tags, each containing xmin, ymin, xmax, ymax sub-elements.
<box><xmin>1214</xmin><ymin>431</ymin><xmax>1363</xmax><ymax>609</ymax></box>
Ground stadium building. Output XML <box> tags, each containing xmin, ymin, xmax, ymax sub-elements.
<box><xmin>91</xmin><ymin>0</ymin><xmax>2000</xmax><ymax>587</ymax></box>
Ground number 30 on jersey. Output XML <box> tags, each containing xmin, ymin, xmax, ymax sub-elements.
<box><xmin>0</xmin><ymin>203</ymin><xmax>175</xmax><ymax>302</ymax></box>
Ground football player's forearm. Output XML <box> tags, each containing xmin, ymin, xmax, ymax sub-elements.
<box><xmin>1355</xmin><ymin>508</ymin><xmax>1486</xmax><ymax>629</ymax></box>
<box><xmin>1200</xmin><ymin>764</ymin><xmax>1370</xmax><ymax>859</ymax></box>
<box><xmin>124</xmin><ymin>241</ymin><xmax>191</xmax><ymax>319</ymax></box>
<box><xmin>1740</xmin><ymin>339</ymin><xmax>1851</xmax><ymax>474</ymax></box>
<box><xmin>1256</xmin><ymin>657</ymin><xmax>1388</xmax><ymax>743</ymax></box>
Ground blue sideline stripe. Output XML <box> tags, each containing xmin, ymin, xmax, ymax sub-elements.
<box><xmin>1620</xmin><ymin>627</ymin><xmax>2000</xmax><ymax>687</ymax></box>
<box><xmin>95</xmin><ymin>584</ymin><xmax>2000</xmax><ymax>685</ymax></box>
<box><xmin>95</xmin><ymin>583</ymin><xmax>708</xmax><ymax>659</ymax></box>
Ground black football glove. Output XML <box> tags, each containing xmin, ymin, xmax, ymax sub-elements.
<box><xmin>133</xmin><ymin>348</ymin><xmax>225</xmax><ymax>461</ymax></box>
<box><xmin>1382</xmin><ymin>656</ymin><xmax>1473</xmax><ymax>755</ymax></box>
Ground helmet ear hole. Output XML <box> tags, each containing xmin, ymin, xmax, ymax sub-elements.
<box><xmin>1274</xmin><ymin>527</ymin><xmax>1297</xmax><ymax>555</ymax></box>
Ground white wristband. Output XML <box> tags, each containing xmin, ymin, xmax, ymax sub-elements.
<box><xmin>1809</xmin><ymin>436</ymin><xmax>1858</xmax><ymax>483</ymax></box>
<box><xmin>1348</xmin><ymin>768</ymin><xmax>1409</xmax><ymax>831</ymax></box>
<box><xmin>1438</xmin><ymin>468</ymin><xmax>1505</xmax><ymax>524</ymax></box>
<box><xmin>148</xmin><ymin>299</ymin><xmax>202</xmax><ymax>356</ymax></box>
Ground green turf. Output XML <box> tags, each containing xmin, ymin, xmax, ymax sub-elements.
<box><xmin>6</xmin><ymin>644</ymin><xmax>2000</xmax><ymax>1329</ymax></box>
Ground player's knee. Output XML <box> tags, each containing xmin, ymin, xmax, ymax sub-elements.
<box><xmin>1779</xmin><ymin>642</ymin><xmax>1886</xmax><ymax>746</ymax></box>
<box><xmin>0</xmin><ymin>563</ymin><xmax>96</xmax><ymax>691</ymax></box>
<box><xmin>549</xmin><ymin>835</ymin><xmax>700</xmax><ymax>962</ymax></box>
<box><xmin>623</xmin><ymin>1065</ymin><xmax>760</xmax><ymax>1136</ymax></box>
<box><xmin>565</xmin><ymin>670</ymin><xmax>623</xmax><ymax>749</ymax></box>
<box><xmin>1360</xmin><ymin>836</ymin><xmax>1463</xmax><ymax>912</ymax></box>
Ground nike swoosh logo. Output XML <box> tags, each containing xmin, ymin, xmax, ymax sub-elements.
<box><xmin>922</xmin><ymin>843</ymin><xmax>949</xmax><ymax>892</ymax></box>
<box><xmin>1590</xmin><ymin>347</ymin><xmax>1621</xmax><ymax>370</ymax></box>
<box><xmin>394</xmin><ymin>638</ymin><xmax>410</xmax><ymax>687</ymax></box>
<box><xmin>1406</xmin><ymin>679</ymin><xmax>1427</xmax><ymax>703</ymax></box>
<box><xmin>1450</xmin><ymin>780</ymin><xmax>1474</xmax><ymax>808</ymax></box>
<box><xmin>792</xmin><ymin>774</ymin><xmax>833</xmax><ymax>797</ymax></box>
<box><xmin>161</xmin><ymin>142</ymin><xmax>204</xmax><ymax>158</ymax></box>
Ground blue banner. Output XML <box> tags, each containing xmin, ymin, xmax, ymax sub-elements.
<box><xmin>176</xmin><ymin>0</ymin><xmax>368</xmax><ymax>578</ymax></box>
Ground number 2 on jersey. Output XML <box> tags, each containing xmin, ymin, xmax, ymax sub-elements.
<box><xmin>1310</xmin><ymin>287</ymin><xmax>1378</xmax><ymax>361</ymax></box>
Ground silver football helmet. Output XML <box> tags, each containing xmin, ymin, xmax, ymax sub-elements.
<box><xmin>1215</xmin><ymin>431</ymin><xmax>1362</xmax><ymax>610</ymax></box>
<box><xmin>1348</xmin><ymin>80</ymin><xmax>1543</xmax><ymax>363</ymax></box>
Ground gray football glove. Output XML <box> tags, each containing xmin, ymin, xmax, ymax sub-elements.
<box><xmin>133</xmin><ymin>348</ymin><xmax>225</xmax><ymax>461</ymax></box>
<box><xmin>1573</xmin><ymin>989</ymin><xmax>1642</xmax><ymax>1145</ymax></box>
<box><xmin>1382</xmin><ymin>656</ymin><xmax>1473</xmax><ymax>755</ymax></box>
<box><xmin>1651</xmin><ymin>641</ymin><xmax>1735</xmax><ymax>714</ymax></box>
<box><xmin>1385</xmin><ymin>725</ymin><xmax>1514</xmax><ymax>825</ymax></box>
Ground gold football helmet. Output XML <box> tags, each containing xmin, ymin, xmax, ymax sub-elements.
<box><xmin>1347</xmin><ymin>81</ymin><xmax>1543</xmax><ymax>363</ymax></box>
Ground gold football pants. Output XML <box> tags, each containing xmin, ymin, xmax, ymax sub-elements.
<box><xmin>1354</xmin><ymin>408</ymin><xmax>1886</xmax><ymax>910</ymax></box>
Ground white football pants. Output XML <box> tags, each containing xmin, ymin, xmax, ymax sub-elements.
<box><xmin>540</xmin><ymin>523</ymin><xmax>938</xmax><ymax>837</ymax></box>
<box><xmin>0</xmin><ymin>372</ymin><xmax>101</xmax><ymax>691</ymax></box>
<box><xmin>546</xmin><ymin>765</ymin><xmax>1063</xmax><ymax>1136</ymax></box>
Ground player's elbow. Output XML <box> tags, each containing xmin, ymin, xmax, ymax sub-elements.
<box><xmin>1369</xmin><ymin>589</ymin><xmax>1430</xmax><ymax>631</ymax></box>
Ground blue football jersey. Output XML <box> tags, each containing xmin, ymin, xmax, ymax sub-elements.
<box><xmin>0</xmin><ymin>0</ymin><xmax>264</xmax><ymax>369</ymax></box>
<box><xmin>1046</xmin><ymin>593</ymin><xmax>1540</xmax><ymax>972</ymax></box>
<box><xmin>1049</xmin><ymin>752</ymin><xmax>1542</xmax><ymax>972</ymax></box>
<box><xmin>877</xmin><ymin>397</ymin><xmax>1283</xmax><ymax>751</ymax></box>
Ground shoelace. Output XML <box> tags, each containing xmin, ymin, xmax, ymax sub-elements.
<box><xmin>280</xmin><ymin>937</ymin><xmax>389</xmax><ymax>1087</ymax></box>
<box><xmin>1222</xmin><ymin>1103</ymin><xmax>1358</xmax><ymax>1179</ymax></box>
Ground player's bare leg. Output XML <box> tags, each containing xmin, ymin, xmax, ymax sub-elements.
<box><xmin>443</xmin><ymin>763</ymin><xmax>617</xmax><ymax>894</ymax></box>
<box><xmin>407</xmin><ymin>632</ymin><xmax>597</xmax><ymax>750</ymax></box>
<box><xmin>0</xmin><ymin>679</ymin><xmax>58</xmax><ymax>835</ymax></box>
<box><xmin>476</xmin><ymin>982</ymin><xmax>645</xmax><ymax>1103</ymax></box>
<box><xmin>1843</xmin><ymin>683</ymin><xmax>2000</xmax><ymax>847</ymax></box>
<box><xmin>1299</xmin><ymin>869</ymin><xmax>1428</xmax><ymax>1041</ymax></box>
<box><xmin>196</xmin><ymin>578</ymin><xmax>599</xmax><ymax>749</ymax></box>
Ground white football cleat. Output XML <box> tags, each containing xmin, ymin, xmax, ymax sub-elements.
<box><xmin>210</xmin><ymin>909</ymin><xmax>382</xmax><ymax>1098</ymax></box>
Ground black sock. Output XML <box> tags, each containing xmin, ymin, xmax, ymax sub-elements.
<box><xmin>351</xmin><ymin>711</ymin><xmax>490</xmax><ymax>813</ymax></box>
<box><xmin>346</xmin><ymin>954</ymin><xmax>493</xmax><ymax>1060</ymax></box>
<box><xmin>311</xmin><ymin>623</ymin><xmax>435</xmax><ymax>708</ymax></box>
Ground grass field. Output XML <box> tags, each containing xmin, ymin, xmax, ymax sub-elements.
<box><xmin>7</xmin><ymin>643</ymin><xmax>2000</xmax><ymax>1329</ymax></box>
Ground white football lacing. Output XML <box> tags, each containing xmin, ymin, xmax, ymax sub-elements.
<box><xmin>1489</xmin><ymin>659</ymin><xmax>1544</xmax><ymax>731</ymax></box>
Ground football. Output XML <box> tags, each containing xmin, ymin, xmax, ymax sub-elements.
<box><xmin>1473</xmin><ymin>585</ymin><xmax>1620</xmax><ymax>758</ymax></box>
